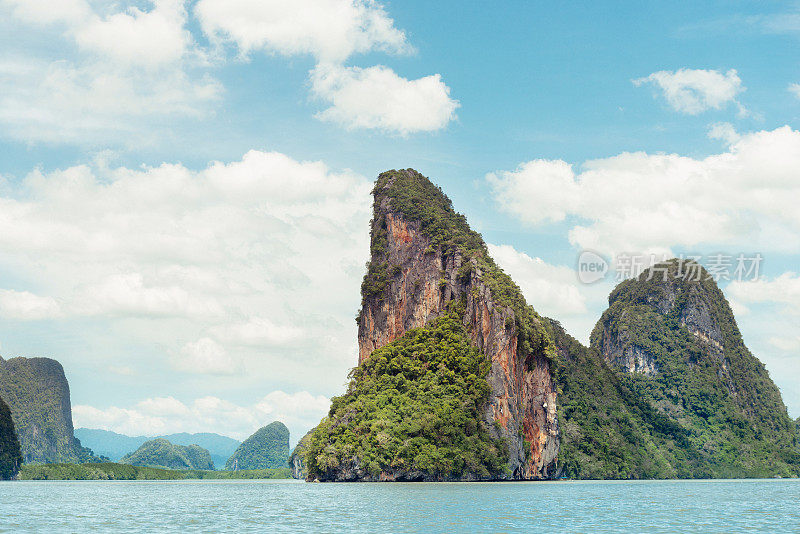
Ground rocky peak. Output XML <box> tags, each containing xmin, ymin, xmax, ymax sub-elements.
<box><xmin>593</xmin><ymin>259</ymin><xmax>734</xmax><ymax>375</ymax></box>
<box><xmin>355</xmin><ymin>169</ymin><xmax>559</xmax><ymax>479</ymax></box>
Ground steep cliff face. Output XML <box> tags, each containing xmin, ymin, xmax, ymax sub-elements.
<box><xmin>593</xmin><ymin>261</ymin><xmax>725</xmax><ymax>377</ymax></box>
<box><xmin>344</xmin><ymin>169</ymin><xmax>558</xmax><ymax>479</ymax></box>
<box><xmin>0</xmin><ymin>394</ymin><xmax>22</xmax><ymax>479</ymax></box>
<box><xmin>0</xmin><ymin>356</ymin><xmax>97</xmax><ymax>464</ymax></box>
<box><xmin>289</xmin><ymin>429</ymin><xmax>313</xmax><ymax>479</ymax></box>
<box><xmin>304</xmin><ymin>169</ymin><xmax>799</xmax><ymax>481</ymax></box>
<box><xmin>590</xmin><ymin>261</ymin><xmax>800</xmax><ymax>477</ymax></box>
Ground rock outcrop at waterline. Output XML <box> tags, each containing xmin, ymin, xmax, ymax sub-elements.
<box><xmin>308</xmin><ymin>169</ymin><xmax>559</xmax><ymax>481</ymax></box>
<box><xmin>0</xmin><ymin>394</ymin><xmax>22</xmax><ymax>479</ymax></box>
<box><xmin>289</xmin><ymin>429</ymin><xmax>313</xmax><ymax>479</ymax></box>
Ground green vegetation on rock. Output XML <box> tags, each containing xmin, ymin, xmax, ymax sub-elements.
<box><xmin>548</xmin><ymin>320</ymin><xmax>708</xmax><ymax>479</ymax></box>
<box><xmin>182</xmin><ymin>467</ymin><xmax>292</xmax><ymax>479</ymax></box>
<box><xmin>226</xmin><ymin>422</ymin><xmax>290</xmax><ymax>470</ymax></box>
<box><xmin>289</xmin><ymin>429</ymin><xmax>313</xmax><ymax>479</ymax></box>
<box><xmin>74</xmin><ymin>428</ymin><xmax>240</xmax><ymax>468</ymax></box>
<box><xmin>19</xmin><ymin>462</ymin><xmax>184</xmax><ymax>480</ymax></box>
<box><xmin>588</xmin><ymin>261</ymin><xmax>800</xmax><ymax>478</ymax></box>
<box><xmin>307</xmin><ymin>308</ymin><xmax>508</xmax><ymax>481</ymax></box>
<box><xmin>18</xmin><ymin>462</ymin><xmax>292</xmax><ymax>480</ymax></box>
<box><xmin>316</xmin><ymin>170</ymin><xmax>800</xmax><ymax>481</ymax></box>
<box><xmin>361</xmin><ymin>169</ymin><xmax>553</xmax><ymax>362</ymax></box>
<box><xmin>0</xmin><ymin>356</ymin><xmax>100</xmax><ymax>464</ymax></box>
<box><xmin>0</xmin><ymin>395</ymin><xmax>22</xmax><ymax>479</ymax></box>
<box><xmin>120</xmin><ymin>438</ymin><xmax>214</xmax><ymax>470</ymax></box>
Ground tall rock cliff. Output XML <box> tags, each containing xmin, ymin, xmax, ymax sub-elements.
<box><xmin>0</xmin><ymin>394</ymin><xmax>22</xmax><ymax>479</ymax></box>
<box><xmin>0</xmin><ymin>356</ymin><xmax>97</xmax><ymax>464</ymax></box>
<box><xmin>303</xmin><ymin>170</ymin><xmax>799</xmax><ymax>481</ymax></box>
<box><xmin>590</xmin><ymin>260</ymin><xmax>800</xmax><ymax>477</ymax></box>
<box><xmin>310</xmin><ymin>169</ymin><xmax>559</xmax><ymax>480</ymax></box>
<box><xmin>289</xmin><ymin>429</ymin><xmax>313</xmax><ymax>479</ymax></box>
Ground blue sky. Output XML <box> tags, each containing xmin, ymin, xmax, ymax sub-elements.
<box><xmin>0</xmin><ymin>0</ymin><xmax>798</xmax><ymax>442</ymax></box>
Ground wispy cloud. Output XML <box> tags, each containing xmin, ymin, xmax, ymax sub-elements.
<box><xmin>633</xmin><ymin>68</ymin><xmax>745</xmax><ymax>115</ymax></box>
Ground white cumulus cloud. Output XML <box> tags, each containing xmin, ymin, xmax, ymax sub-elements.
<box><xmin>633</xmin><ymin>68</ymin><xmax>745</xmax><ymax>115</ymax></box>
<box><xmin>73</xmin><ymin>0</ymin><xmax>194</xmax><ymax>68</ymax></box>
<box><xmin>768</xmin><ymin>336</ymin><xmax>800</xmax><ymax>352</ymax></box>
<box><xmin>727</xmin><ymin>272</ymin><xmax>800</xmax><ymax>315</ymax></box>
<box><xmin>311</xmin><ymin>63</ymin><xmax>459</xmax><ymax>135</ymax></box>
<box><xmin>195</xmin><ymin>0</ymin><xmax>411</xmax><ymax>62</ymax></box>
<box><xmin>0</xmin><ymin>0</ymin><xmax>91</xmax><ymax>26</ymax></box>
<box><xmin>0</xmin><ymin>0</ymin><xmax>220</xmax><ymax>144</ymax></box>
<box><xmin>195</xmin><ymin>0</ymin><xmax>456</xmax><ymax>134</ymax></box>
<box><xmin>0</xmin><ymin>150</ymin><xmax>371</xmax><ymax>386</ymax></box>
<box><xmin>486</xmin><ymin>160</ymin><xmax>578</xmax><ymax>225</ymax></box>
<box><xmin>174</xmin><ymin>338</ymin><xmax>241</xmax><ymax>375</ymax></box>
<box><xmin>487</xmin><ymin>126</ymin><xmax>800</xmax><ymax>255</ymax></box>
<box><xmin>0</xmin><ymin>289</ymin><xmax>62</xmax><ymax>320</ymax></box>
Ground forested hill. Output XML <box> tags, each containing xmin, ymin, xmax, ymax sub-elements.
<box><xmin>302</xmin><ymin>169</ymin><xmax>800</xmax><ymax>481</ymax></box>
<box><xmin>588</xmin><ymin>260</ymin><xmax>799</xmax><ymax>477</ymax></box>
<box><xmin>120</xmin><ymin>438</ymin><xmax>214</xmax><ymax>470</ymax></box>
<box><xmin>226</xmin><ymin>422</ymin><xmax>289</xmax><ymax>470</ymax></box>
<box><xmin>75</xmin><ymin>428</ymin><xmax>240</xmax><ymax>468</ymax></box>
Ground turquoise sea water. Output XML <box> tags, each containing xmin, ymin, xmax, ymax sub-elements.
<box><xmin>1</xmin><ymin>478</ymin><xmax>798</xmax><ymax>533</ymax></box>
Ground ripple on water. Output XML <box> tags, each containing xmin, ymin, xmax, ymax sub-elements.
<box><xmin>0</xmin><ymin>479</ymin><xmax>799</xmax><ymax>533</ymax></box>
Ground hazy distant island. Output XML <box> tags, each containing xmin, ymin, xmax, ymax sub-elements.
<box><xmin>75</xmin><ymin>429</ymin><xmax>241</xmax><ymax>469</ymax></box>
<box><xmin>0</xmin><ymin>354</ymin><xmax>294</xmax><ymax>480</ymax></box>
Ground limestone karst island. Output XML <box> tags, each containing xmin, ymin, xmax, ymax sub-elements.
<box><xmin>2</xmin><ymin>170</ymin><xmax>800</xmax><ymax>487</ymax></box>
<box><xmin>2</xmin><ymin>2</ymin><xmax>800</xmax><ymax>531</ymax></box>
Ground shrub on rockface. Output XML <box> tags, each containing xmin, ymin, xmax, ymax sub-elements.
<box><xmin>307</xmin><ymin>308</ymin><xmax>508</xmax><ymax>480</ymax></box>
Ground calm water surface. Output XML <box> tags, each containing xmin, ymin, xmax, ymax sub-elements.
<box><xmin>1</xmin><ymin>478</ymin><xmax>798</xmax><ymax>533</ymax></box>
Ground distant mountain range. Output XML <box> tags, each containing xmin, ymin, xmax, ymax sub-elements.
<box><xmin>75</xmin><ymin>428</ymin><xmax>241</xmax><ymax>469</ymax></box>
